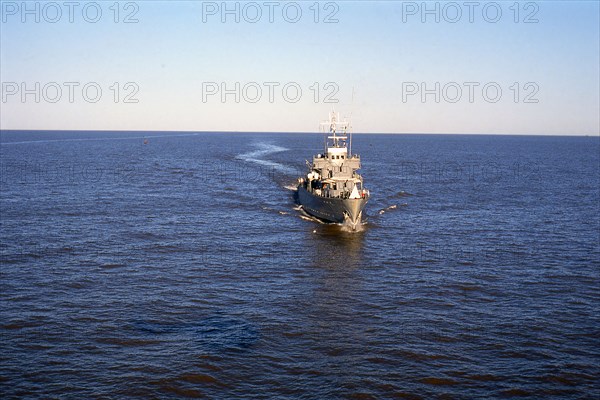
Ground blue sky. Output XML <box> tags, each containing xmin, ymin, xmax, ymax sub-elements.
<box><xmin>1</xmin><ymin>1</ymin><xmax>599</xmax><ymax>134</ymax></box>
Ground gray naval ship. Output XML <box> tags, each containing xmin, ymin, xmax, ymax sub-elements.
<box><xmin>297</xmin><ymin>111</ymin><xmax>370</xmax><ymax>230</ymax></box>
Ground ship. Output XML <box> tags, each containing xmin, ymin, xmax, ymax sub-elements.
<box><xmin>297</xmin><ymin>111</ymin><xmax>370</xmax><ymax>230</ymax></box>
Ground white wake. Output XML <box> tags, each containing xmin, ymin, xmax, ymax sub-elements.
<box><xmin>236</xmin><ymin>143</ymin><xmax>299</xmax><ymax>175</ymax></box>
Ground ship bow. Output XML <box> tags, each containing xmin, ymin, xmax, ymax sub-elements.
<box><xmin>343</xmin><ymin>198</ymin><xmax>367</xmax><ymax>227</ymax></box>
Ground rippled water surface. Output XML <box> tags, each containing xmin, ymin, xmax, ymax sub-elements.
<box><xmin>1</xmin><ymin>131</ymin><xmax>599</xmax><ymax>398</ymax></box>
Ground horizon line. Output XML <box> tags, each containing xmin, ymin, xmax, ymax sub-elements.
<box><xmin>0</xmin><ymin>129</ymin><xmax>598</xmax><ymax>138</ymax></box>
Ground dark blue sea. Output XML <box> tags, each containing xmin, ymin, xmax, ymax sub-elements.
<box><xmin>1</xmin><ymin>131</ymin><xmax>599</xmax><ymax>399</ymax></box>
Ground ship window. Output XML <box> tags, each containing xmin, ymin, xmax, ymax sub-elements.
<box><xmin>341</xmin><ymin>155</ymin><xmax>345</xmax><ymax>159</ymax></box>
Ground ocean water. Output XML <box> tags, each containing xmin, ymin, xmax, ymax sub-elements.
<box><xmin>0</xmin><ymin>131</ymin><xmax>598</xmax><ymax>399</ymax></box>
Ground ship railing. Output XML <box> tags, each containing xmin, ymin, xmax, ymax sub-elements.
<box><xmin>316</xmin><ymin>189</ymin><xmax>369</xmax><ymax>200</ymax></box>
<box><xmin>315</xmin><ymin>190</ymin><xmax>354</xmax><ymax>199</ymax></box>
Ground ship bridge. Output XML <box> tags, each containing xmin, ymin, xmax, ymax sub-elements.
<box><xmin>309</xmin><ymin>111</ymin><xmax>362</xmax><ymax>180</ymax></box>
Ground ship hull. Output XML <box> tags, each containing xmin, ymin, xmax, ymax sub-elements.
<box><xmin>297</xmin><ymin>185</ymin><xmax>368</xmax><ymax>227</ymax></box>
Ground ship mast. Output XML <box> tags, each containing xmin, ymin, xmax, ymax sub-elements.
<box><xmin>320</xmin><ymin>111</ymin><xmax>351</xmax><ymax>156</ymax></box>
<box><xmin>349</xmin><ymin>87</ymin><xmax>355</xmax><ymax>156</ymax></box>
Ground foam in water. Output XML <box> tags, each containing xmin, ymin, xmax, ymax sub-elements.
<box><xmin>340</xmin><ymin>219</ymin><xmax>367</xmax><ymax>232</ymax></box>
<box><xmin>379</xmin><ymin>204</ymin><xmax>401</xmax><ymax>215</ymax></box>
<box><xmin>236</xmin><ymin>142</ymin><xmax>300</xmax><ymax>175</ymax></box>
<box><xmin>297</xmin><ymin>208</ymin><xmax>325</xmax><ymax>224</ymax></box>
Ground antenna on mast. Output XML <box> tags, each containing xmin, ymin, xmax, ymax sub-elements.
<box><xmin>349</xmin><ymin>87</ymin><xmax>355</xmax><ymax>156</ymax></box>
